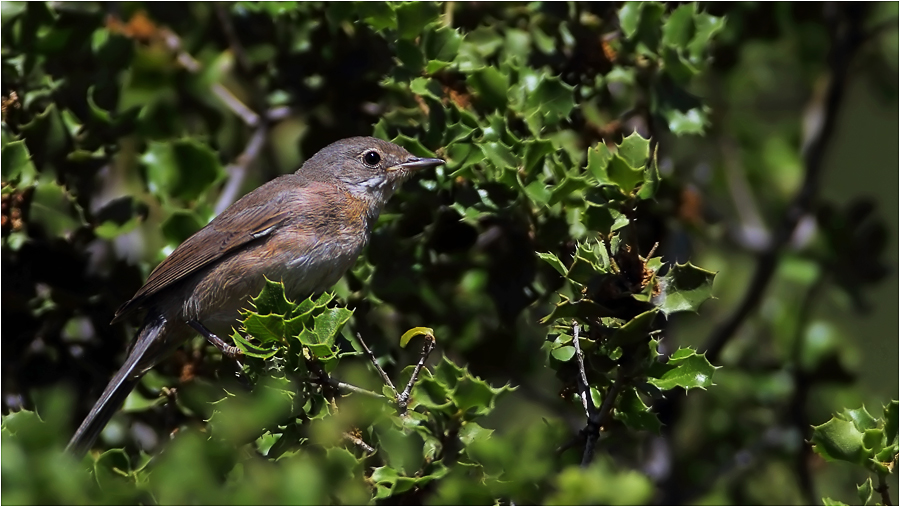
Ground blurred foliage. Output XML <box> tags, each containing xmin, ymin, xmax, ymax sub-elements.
<box><xmin>1</xmin><ymin>1</ymin><xmax>898</xmax><ymax>505</ymax></box>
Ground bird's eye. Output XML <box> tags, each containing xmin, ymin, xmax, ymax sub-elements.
<box><xmin>363</xmin><ymin>150</ymin><xmax>381</xmax><ymax>167</ymax></box>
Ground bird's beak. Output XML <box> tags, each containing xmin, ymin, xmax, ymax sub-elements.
<box><xmin>390</xmin><ymin>156</ymin><xmax>445</xmax><ymax>171</ymax></box>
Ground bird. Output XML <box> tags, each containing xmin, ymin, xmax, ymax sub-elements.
<box><xmin>66</xmin><ymin>136</ymin><xmax>444</xmax><ymax>457</ymax></box>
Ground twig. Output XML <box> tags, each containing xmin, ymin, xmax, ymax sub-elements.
<box><xmin>308</xmin><ymin>376</ymin><xmax>384</xmax><ymax>399</ymax></box>
<box><xmin>343</xmin><ymin>431</ymin><xmax>376</xmax><ymax>454</ymax></box>
<box><xmin>355</xmin><ymin>333</ymin><xmax>398</xmax><ymax>394</ymax></box>
<box><xmin>702</xmin><ymin>4</ymin><xmax>864</xmax><ymax>363</ymax></box>
<box><xmin>355</xmin><ymin>332</ymin><xmax>435</xmax><ymax>415</ymax></box>
<box><xmin>214</xmin><ymin>2</ymin><xmax>252</xmax><ymax>74</ymax></box>
<box><xmin>396</xmin><ymin>335</ymin><xmax>436</xmax><ymax>412</ymax></box>
<box><xmin>215</xmin><ymin>125</ymin><xmax>268</xmax><ymax>214</ymax></box>
<box><xmin>877</xmin><ymin>474</ymin><xmax>893</xmax><ymax>506</ymax></box>
<box><xmin>565</xmin><ymin>321</ymin><xmax>626</xmax><ymax>467</ymax></box>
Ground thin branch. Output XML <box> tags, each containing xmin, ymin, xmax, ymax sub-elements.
<box><xmin>308</xmin><ymin>376</ymin><xmax>384</xmax><ymax>399</ymax></box>
<box><xmin>702</xmin><ymin>4</ymin><xmax>864</xmax><ymax>363</ymax></box>
<box><xmin>214</xmin><ymin>2</ymin><xmax>252</xmax><ymax>74</ymax></box>
<box><xmin>877</xmin><ymin>474</ymin><xmax>893</xmax><ymax>506</ymax></box>
<box><xmin>355</xmin><ymin>333</ymin><xmax>398</xmax><ymax>395</ymax></box>
<box><xmin>566</xmin><ymin>321</ymin><xmax>626</xmax><ymax>467</ymax></box>
<box><xmin>343</xmin><ymin>431</ymin><xmax>376</xmax><ymax>455</ymax></box>
<box><xmin>396</xmin><ymin>335</ymin><xmax>436</xmax><ymax>412</ymax></box>
<box><xmin>215</xmin><ymin>125</ymin><xmax>268</xmax><ymax>214</ymax></box>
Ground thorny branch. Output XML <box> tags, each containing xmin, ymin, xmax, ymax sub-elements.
<box><xmin>702</xmin><ymin>3</ymin><xmax>865</xmax><ymax>363</ymax></box>
<box><xmin>560</xmin><ymin>322</ymin><xmax>626</xmax><ymax>468</ymax></box>
<box><xmin>355</xmin><ymin>332</ymin><xmax>436</xmax><ymax>415</ymax></box>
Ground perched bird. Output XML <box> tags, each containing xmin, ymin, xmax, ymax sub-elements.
<box><xmin>67</xmin><ymin>137</ymin><xmax>444</xmax><ymax>457</ymax></box>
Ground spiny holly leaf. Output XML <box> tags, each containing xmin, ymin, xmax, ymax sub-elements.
<box><xmin>243</xmin><ymin>313</ymin><xmax>285</xmax><ymax>344</ymax></box>
<box><xmin>811</xmin><ymin>416</ymin><xmax>869</xmax><ymax>465</ymax></box>
<box><xmin>655</xmin><ymin>262</ymin><xmax>716</xmax><ymax>316</ymax></box>
<box><xmin>230</xmin><ymin>330</ymin><xmax>278</xmax><ymax>359</ymax></box>
<box><xmin>540</xmin><ymin>295</ymin><xmax>616</xmax><ymax>324</ymax></box>
<box><xmin>647</xmin><ymin>348</ymin><xmax>716</xmax><ymax>391</ymax></box>
<box><xmin>636</xmin><ymin>146</ymin><xmax>661</xmax><ymax>200</ymax></box>
<box><xmin>250</xmin><ymin>278</ymin><xmax>294</xmax><ymax>316</ymax></box>
<box><xmin>841</xmin><ymin>405</ymin><xmax>878</xmax><ymax>432</ymax></box>
<box><xmin>537</xmin><ymin>252</ymin><xmax>567</xmax><ymax>276</ymax></box>
<box><xmin>614</xmin><ymin>387</ymin><xmax>662</xmax><ymax>433</ymax></box>
<box><xmin>1</xmin><ymin>139</ymin><xmax>38</xmax><ymax>185</ymax></box>
<box><xmin>857</xmin><ymin>477</ymin><xmax>874</xmax><ymax>506</ymax></box>
<box><xmin>616</xmin><ymin>131</ymin><xmax>650</xmax><ymax>169</ymax></box>
<box><xmin>884</xmin><ymin>400</ymin><xmax>898</xmax><ymax>444</ymax></box>
<box><xmin>312</xmin><ymin>307</ymin><xmax>353</xmax><ymax>345</ymax></box>
<box><xmin>609</xmin><ymin>309</ymin><xmax>659</xmax><ymax>347</ymax></box>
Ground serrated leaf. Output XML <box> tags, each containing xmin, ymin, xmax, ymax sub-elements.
<box><xmin>655</xmin><ymin>262</ymin><xmax>716</xmax><ymax>316</ymax></box>
<box><xmin>637</xmin><ymin>146</ymin><xmax>661</xmax><ymax>200</ymax></box>
<box><xmin>243</xmin><ymin>313</ymin><xmax>285</xmax><ymax>343</ymax></box>
<box><xmin>424</xmin><ymin>26</ymin><xmax>462</xmax><ymax>62</ymax></box>
<box><xmin>607</xmin><ymin>155</ymin><xmax>644</xmax><ymax>194</ymax></box>
<box><xmin>822</xmin><ymin>498</ymin><xmax>849</xmax><ymax>506</ymax></box>
<box><xmin>648</xmin><ymin>348</ymin><xmax>716</xmax><ymax>391</ymax></box>
<box><xmin>538</xmin><ymin>252</ymin><xmax>568</xmax><ymax>276</ymax></box>
<box><xmin>841</xmin><ymin>406</ymin><xmax>878</xmax><ymax>432</ymax></box>
<box><xmin>616</xmin><ymin>132</ymin><xmax>650</xmax><ymax>170</ymax></box>
<box><xmin>467</xmin><ymin>67</ymin><xmax>508</xmax><ymax>110</ymax></box>
<box><xmin>523</xmin><ymin>76</ymin><xmax>575</xmax><ymax>125</ymax></box>
<box><xmin>811</xmin><ymin>416</ymin><xmax>869</xmax><ymax>465</ymax></box>
<box><xmin>395</xmin><ymin>1</ymin><xmax>440</xmax><ymax>40</ymax></box>
<box><xmin>230</xmin><ymin>330</ymin><xmax>277</xmax><ymax>359</ymax></box>
<box><xmin>662</xmin><ymin>4</ymin><xmax>696</xmax><ymax>48</ymax></box>
<box><xmin>251</xmin><ymin>278</ymin><xmax>294</xmax><ymax>316</ymax></box>
<box><xmin>540</xmin><ymin>296</ymin><xmax>616</xmax><ymax>324</ymax></box>
<box><xmin>614</xmin><ymin>387</ymin><xmax>662</xmax><ymax>433</ymax></box>
<box><xmin>857</xmin><ymin>477</ymin><xmax>873</xmax><ymax>506</ymax></box>
<box><xmin>356</xmin><ymin>1</ymin><xmax>396</xmax><ymax>31</ymax></box>
<box><xmin>312</xmin><ymin>307</ymin><xmax>353</xmax><ymax>344</ymax></box>
<box><xmin>1</xmin><ymin>140</ymin><xmax>37</xmax><ymax>185</ymax></box>
<box><xmin>609</xmin><ymin>309</ymin><xmax>659</xmax><ymax>347</ymax></box>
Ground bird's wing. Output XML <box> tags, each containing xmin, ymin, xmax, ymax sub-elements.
<box><xmin>113</xmin><ymin>175</ymin><xmax>312</xmax><ymax>321</ymax></box>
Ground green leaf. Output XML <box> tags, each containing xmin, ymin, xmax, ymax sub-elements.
<box><xmin>250</xmin><ymin>278</ymin><xmax>294</xmax><ymax>316</ymax></box>
<box><xmin>606</xmin><ymin>155</ymin><xmax>644</xmax><ymax>194</ymax></box>
<box><xmin>141</xmin><ymin>140</ymin><xmax>224</xmax><ymax>202</ymax></box>
<box><xmin>160</xmin><ymin>210</ymin><xmax>204</xmax><ymax>245</ymax></box>
<box><xmin>662</xmin><ymin>4</ymin><xmax>696</xmax><ymax>48</ymax></box>
<box><xmin>811</xmin><ymin>416</ymin><xmax>869</xmax><ymax>465</ymax></box>
<box><xmin>243</xmin><ymin>313</ymin><xmax>285</xmax><ymax>344</ymax></box>
<box><xmin>616</xmin><ymin>131</ymin><xmax>650</xmax><ymax>170</ymax></box>
<box><xmin>822</xmin><ymin>498</ymin><xmax>850</xmax><ymax>506</ymax></box>
<box><xmin>857</xmin><ymin>477</ymin><xmax>874</xmax><ymax>505</ymax></box>
<box><xmin>550</xmin><ymin>345</ymin><xmax>576</xmax><ymax>362</ymax></box>
<box><xmin>523</xmin><ymin>76</ymin><xmax>575</xmax><ymax>125</ymax></box>
<box><xmin>885</xmin><ymin>400</ymin><xmax>898</xmax><ymax>444</ymax></box>
<box><xmin>586</xmin><ymin>142</ymin><xmax>615</xmax><ymax>185</ymax></box>
<box><xmin>647</xmin><ymin>348</ymin><xmax>716</xmax><ymax>391</ymax></box>
<box><xmin>467</xmin><ymin>67</ymin><xmax>508</xmax><ymax>110</ymax></box>
<box><xmin>540</xmin><ymin>296</ymin><xmax>616</xmax><ymax>324</ymax></box>
<box><xmin>538</xmin><ymin>252</ymin><xmax>567</xmax><ymax>276</ymax></box>
<box><xmin>312</xmin><ymin>307</ymin><xmax>354</xmax><ymax>344</ymax></box>
<box><xmin>609</xmin><ymin>310</ymin><xmax>658</xmax><ymax>347</ymax></box>
<box><xmin>688</xmin><ymin>12</ymin><xmax>726</xmax><ymax>60</ymax></box>
<box><xmin>356</xmin><ymin>1</ymin><xmax>396</xmax><ymax>31</ymax></box>
<box><xmin>663</xmin><ymin>107</ymin><xmax>708</xmax><ymax>136</ymax></box>
<box><xmin>424</xmin><ymin>26</ymin><xmax>462</xmax><ymax>62</ymax></box>
<box><xmin>614</xmin><ymin>388</ymin><xmax>662</xmax><ymax>433</ymax></box>
<box><xmin>230</xmin><ymin>330</ymin><xmax>277</xmax><ymax>359</ymax></box>
<box><xmin>842</xmin><ymin>405</ymin><xmax>878</xmax><ymax>432</ymax></box>
<box><xmin>637</xmin><ymin>147</ymin><xmax>661</xmax><ymax>200</ymax></box>
<box><xmin>619</xmin><ymin>3</ymin><xmax>642</xmax><ymax>39</ymax></box>
<box><xmin>1</xmin><ymin>140</ymin><xmax>37</xmax><ymax>185</ymax></box>
<box><xmin>400</xmin><ymin>327</ymin><xmax>434</xmax><ymax>348</ymax></box>
<box><xmin>656</xmin><ymin>262</ymin><xmax>716</xmax><ymax>316</ymax></box>
<box><xmin>29</xmin><ymin>178</ymin><xmax>86</xmax><ymax>238</ymax></box>
<box><xmin>395</xmin><ymin>2</ymin><xmax>440</xmax><ymax>40</ymax></box>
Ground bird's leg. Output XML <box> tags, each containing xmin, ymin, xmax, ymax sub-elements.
<box><xmin>188</xmin><ymin>320</ymin><xmax>252</xmax><ymax>390</ymax></box>
<box><xmin>188</xmin><ymin>319</ymin><xmax>244</xmax><ymax>359</ymax></box>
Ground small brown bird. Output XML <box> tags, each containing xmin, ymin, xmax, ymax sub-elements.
<box><xmin>67</xmin><ymin>137</ymin><xmax>444</xmax><ymax>457</ymax></box>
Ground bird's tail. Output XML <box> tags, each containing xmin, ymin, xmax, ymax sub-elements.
<box><xmin>66</xmin><ymin>314</ymin><xmax>167</xmax><ymax>458</ymax></box>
